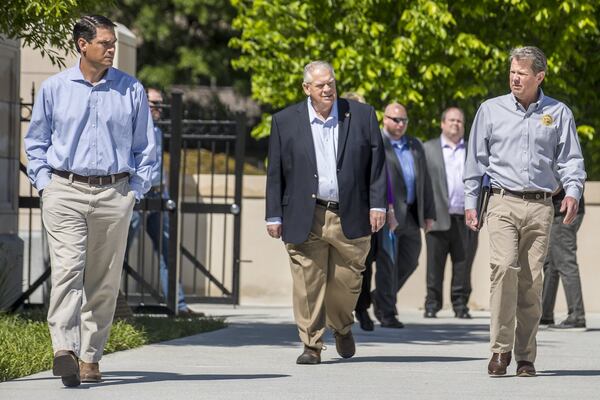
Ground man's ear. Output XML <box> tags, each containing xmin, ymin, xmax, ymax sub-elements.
<box><xmin>302</xmin><ymin>83</ymin><xmax>311</xmax><ymax>97</ymax></box>
<box><xmin>537</xmin><ymin>71</ymin><xmax>546</xmax><ymax>85</ymax></box>
<box><xmin>78</xmin><ymin>38</ymin><xmax>88</xmax><ymax>55</ymax></box>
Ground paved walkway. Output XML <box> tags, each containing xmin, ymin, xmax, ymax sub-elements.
<box><xmin>2</xmin><ymin>305</ymin><xmax>600</xmax><ymax>399</ymax></box>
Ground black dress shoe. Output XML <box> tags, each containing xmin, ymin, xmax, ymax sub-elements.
<box><xmin>334</xmin><ymin>331</ymin><xmax>356</xmax><ymax>358</ymax></box>
<box><xmin>424</xmin><ymin>309</ymin><xmax>437</xmax><ymax>318</ymax></box>
<box><xmin>488</xmin><ymin>352</ymin><xmax>511</xmax><ymax>376</ymax></box>
<box><xmin>380</xmin><ymin>316</ymin><xmax>404</xmax><ymax>329</ymax></box>
<box><xmin>455</xmin><ymin>310</ymin><xmax>472</xmax><ymax>319</ymax></box>
<box><xmin>296</xmin><ymin>346</ymin><xmax>321</xmax><ymax>365</ymax></box>
<box><xmin>355</xmin><ymin>309</ymin><xmax>374</xmax><ymax>331</ymax></box>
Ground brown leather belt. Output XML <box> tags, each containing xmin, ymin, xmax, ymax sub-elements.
<box><xmin>491</xmin><ymin>187</ymin><xmax>551</xmax><ymax>200</ymax></box>
<box><xmin>316</xmin><ymin>198</ymin><xmax>339</xmax><ymax>210</ymax></box>
<box><xmin>52</xmin><ymin>169</ymin><xmax>129</xmax><ymax>185</ymax></box>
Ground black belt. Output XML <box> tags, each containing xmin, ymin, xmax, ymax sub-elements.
<box><xmin>491</xmin><ymin>187</ymin><xmax>551</xmax><ymax>200</ymax></box>
<box><xmin>316</xmin><ymin>199</ymin><xmax>339</xmax><ymax>210</ymax></box>
<box><xmin>52</xmin><ymin>169</ymin><xmax>129</xmax><ymax>185</ymax></box>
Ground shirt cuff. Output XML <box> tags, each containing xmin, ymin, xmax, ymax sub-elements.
<box><xmin>266</xmin><ymin>217</ymin><xmax>282</xmax><ymax>225</ymax></box>
<box><xmin>564</xmin><ymin>186</ymin><xmax>582</xmax><ymax>202</ymax></box>
<box><xmin>370</xmin><ymin>208</ymin><xmax>386</xmax><ymax>213</ymax></box>
<box><xmin>464</xmin><ymin>196</ymin><xmax>478</xmax><ymax>210</ymax></box>
<box><xmin>35</xmin><ymin>172</ymin><xmax>52</xmax><ymax>192</ymax></box>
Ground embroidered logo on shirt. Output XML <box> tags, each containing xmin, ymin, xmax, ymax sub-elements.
<box><xmin>541</xmin><ymin>114</ymin><xmax>553</xmax><ymax>126</ymax></box>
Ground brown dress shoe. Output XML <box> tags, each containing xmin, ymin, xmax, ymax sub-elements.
<box><xmin>80</xmin><ymin>361</ymin><xmax>102</xmax><ymax>382</ymax></box>
<box><xmin>296</xmin><ymin>346</ymin><xmax>321</xmax><ymax>365</ymax></box>
<box><xmin>487</xmin><ymin>352</ymin><xmax>511</xmax><ymax>376</ymax></box>
<box><xmin>516</xmin><ymin>361</ymin><xmax>536</xmax><ymax>377</ymax></box>
<box><xmin>334</xmin><ymin>331</ymin><xmax>356</xmax><ymax>359</ymax></box>
<box><xmin>53</xmin><ymin>350</ymin><xmax>80</xmax><ymax>387</ymax></box>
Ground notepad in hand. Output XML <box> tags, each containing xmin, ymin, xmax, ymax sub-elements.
<box><xmin>476</xmin><ymin>174</ymin><xmax>491</xmax><ymax>230</ymax></box>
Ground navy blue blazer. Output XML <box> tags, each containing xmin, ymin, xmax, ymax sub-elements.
<box><xmin>266</xmin><ymin>98</ymin><xmax>387</xmax><ymax>244</ymax></box>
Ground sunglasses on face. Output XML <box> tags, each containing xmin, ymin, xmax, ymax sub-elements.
<box><xmin>385</xmin><ymin>115</ymin><xmax>409</xmax><ymax>124</ymax></box>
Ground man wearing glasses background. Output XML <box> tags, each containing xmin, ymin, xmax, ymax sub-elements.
<box><xmin>125</xmin><ymin>88</ymin><xmax>201</xmax><ymax>317</ymax></box>
<box><xmin>371</xmin><ymin>103</ymin><xmax>435</xmax><ymax>328</ymax></box>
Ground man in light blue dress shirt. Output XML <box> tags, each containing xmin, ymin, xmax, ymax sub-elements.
<box><xmin>24</xmin><ymin>15</ymin><xmax>156</xmax><ymax>387</ymax></box>
<box><xmin>464</xmin><ymin>46</ymin><xmax>586</xmax><ymax>377</ymax></box>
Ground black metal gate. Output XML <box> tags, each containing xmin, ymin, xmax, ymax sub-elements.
<box><xmin>13</xmin><ymin>89</ymin><xmax>245</xmax><ymax>314</ymax></box>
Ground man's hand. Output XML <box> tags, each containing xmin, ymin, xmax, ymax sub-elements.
<box><xmin>370</xmin><ymin>210</ymin><xmax>386</xmax><ymax>233</ymax></box>
<box><xmin>465</xmin><ymin>209</ymin><xmax>479</xmax><ymax>232</ymax></box>
<box><xmin>424</xmin><ymin>218</ymin><xmax>434</xmax><ymax>233</ymax></box>
<box><xmin>384</xmin><ymin>209</ymin><xmax>398</xmax><ymax>231</ymax></box>
<box><xmin>560</xmin><ymin>196</ymin><xmax>579</xmax><ymax>225</ymax></box>
<box><xmin>267</xmin><ymin>224</ymin><xmax>282</xmax><ymax>239</ymax></box>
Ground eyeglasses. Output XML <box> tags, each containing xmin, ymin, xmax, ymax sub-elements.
<box><xmin>385</xmin><ymin>115</ymin><xmax>409</xmax><ymax>124</ymax></box>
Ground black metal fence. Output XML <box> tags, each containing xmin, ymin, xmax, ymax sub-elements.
<box><xmin>13</xmin><ymin>89</ymin><xmax>245</xmax><ymax>314</ymax></box>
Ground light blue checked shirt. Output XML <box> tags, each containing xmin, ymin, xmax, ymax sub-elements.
<box><xmin>464</xmin><ymin>89</ymin><xmax>586</xmax><ymax>210</ymax></box>
<box><xmin>24</xmin><ymin>63</ymin><xmax>156</xmax><ymax>200</ymax></box>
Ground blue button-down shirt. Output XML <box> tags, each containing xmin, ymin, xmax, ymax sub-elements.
<box><xmin>387</xmin><ymin>133</ymin><xmax>416</xmax><ymax>205</ymax></box>
<box><xmin>24</xmin><ymin>63</ymin><xmax>156</xmax><ymax>200</ymax></box>
<box><xmin>464</xmin><ymin>89</ymin><xmax>586</xmax><ymax>209</ymax></box>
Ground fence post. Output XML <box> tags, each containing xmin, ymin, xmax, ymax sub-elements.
<box><xmin>167</xmin><ymin>90</ymin><xmax>183</xmax><ymax>315</ymax></box>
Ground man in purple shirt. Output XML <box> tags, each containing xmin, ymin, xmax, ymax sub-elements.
<box><xmin>423</xmin><ymin>107</ymin><xmax>478</xmax><ymax>319</ymax></box>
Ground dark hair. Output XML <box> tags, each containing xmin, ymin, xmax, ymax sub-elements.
<box><xmin>73</xmin><ymin>15</ymin><xmax>116</xmax><ymax>53</ymax></box>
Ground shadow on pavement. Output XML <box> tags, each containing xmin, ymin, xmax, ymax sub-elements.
<box><xmin>16</xmin><ymin>372</ymin><xmax>290</xmax><ymax>388</ymax></box>
<box><xmin>162</xmin><ymin>321</ymin><xmax>490</xmax><ymax>348</ymax></box>
<box><xmin>539</xmin><ymin>370</ymin><xmax>600</xmax><ymax>376</ymax></box>
<box><xmin>322</xmin><ymin>355</ymin><xmax>485</xmax><ymax>364</ymax></box>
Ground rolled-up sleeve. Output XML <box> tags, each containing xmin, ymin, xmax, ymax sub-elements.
<box><xmin>24</xmin><ymin>83</ymin><xmax>53</xmax><ymax>192</ymax></box>
<box><xmin>129</xmin><ymin>84</ymin><xmax>157</xmax><ymax>200</ymax></box>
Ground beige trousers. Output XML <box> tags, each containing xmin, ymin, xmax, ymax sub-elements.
<box><xmin>42</xmin><ymin>174</ymin><xmax>135</xmax><ymax>363</ymax></box>
<box><xmin>285</xmin><ymin>205</ymin><xmax>370</xmax><ymax>349</ymax></box>
<box><xmin>486</xmin><ymin>193</ymin><xmax>553</xmax><ymax>362</ymax></box>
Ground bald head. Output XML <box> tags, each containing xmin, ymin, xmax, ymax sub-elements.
<box><xmin>383</xmin><ymin>102</ymin><xmax>409</xmax><ymax>139</ymax></box>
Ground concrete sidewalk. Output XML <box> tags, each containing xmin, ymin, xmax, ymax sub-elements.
<box><xmin>2</xmin><ymin>305</ymin><xmax>600</xmax><ymax>399</ymax></box>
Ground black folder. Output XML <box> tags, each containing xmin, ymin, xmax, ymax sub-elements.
<box><xmin>476</xmin><ymin>174</ymin><xmax>491</xmax><ymax>230</ymax></box>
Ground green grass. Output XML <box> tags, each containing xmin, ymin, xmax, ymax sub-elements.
<box><xmin>0</xmin><ymin>312</ymin><xmax>226</xmax><ymax>382</ymax></box>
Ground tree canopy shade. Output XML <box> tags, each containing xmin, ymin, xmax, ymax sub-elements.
<box><xmin>0</xmin><ymin>0</ymin><xmax>110</xmax><ymax>67</ymax></box>
<box><xmin>109</xmin><ymin>0</ymin><xmax>248</xmax><ymax>92</ymax></box>
<box><xmin>230</xmin><ymin>0</ymin><xmax>600</xmax><ymax>178</ymax></box>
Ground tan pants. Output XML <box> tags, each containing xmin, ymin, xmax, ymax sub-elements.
<box><xmin>285</xmin><ymin>205</ymin><xmax>370</xmax><ymax>349</ymax></box>
<box><xmin>486</xmin><ymin>193</ymin><xmax>553</xmax><ymax>362</ymax></box>
<box><xmin>42</xmin><ymin>174</ymin><xmax>135</xmax><ymax>363</ymax></box>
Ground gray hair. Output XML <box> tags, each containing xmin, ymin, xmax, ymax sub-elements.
<box><xmin>509</xmin><ymin>46</ymin><xmax>547</xmax><ymax>74</ymax></box>
<box><xmin>303</xmin><ymin>61</ymin><xmax>335</xmax><ymax>84</ymax></box>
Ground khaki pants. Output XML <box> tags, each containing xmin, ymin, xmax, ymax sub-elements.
<box><xmin>285</xmin><ymin>205</ymin><xmax>370</xmax><ymax>349</ymax></box>
<box><xmin>42</xmin><ymin>174</ymin><xmax>135</xmax><ymax>363</ymax></box>
<box><xmin>486</xmin><ymin>193</ymin><xmax>553</xmax><ymax>362</ymax></box>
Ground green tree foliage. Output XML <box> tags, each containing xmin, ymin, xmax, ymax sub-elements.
<box><xmin>0</xmin><ymin>0</ymin><xmax>110</xmax><ymax>66</ymax></box>
<box><xmin>109</xmin><ymin>0</ymin><xmax>248</xmax><ymax>91</ymax></box>
<box><xmin>230</xmin><ymin>0</ymin><xmax>600</xmax><ymax>178</ymax></box>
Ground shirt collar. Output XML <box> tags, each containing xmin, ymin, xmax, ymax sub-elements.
<box><xmin>510</xmin><ymin>88</ymin><xmax>545</xmax><ymax>111</ymax></box>
<box><xmin>307</xmin><ymin>97</ymin><xmax>338</xmax><ymax>124</ymax></box>
<box><xmin>384</xmin><ymin>130</ymin><xmax>408</xmax><ymax>147</ymax></box>
<box><xmin>440</xmin><ymin>134</ymin><xmax>464</xmax><ymax>149</ymax></box>
<box><xmin>67</xmin><ymin>59</ymin><xmax>116</xmax><ymax>83</ymax></box>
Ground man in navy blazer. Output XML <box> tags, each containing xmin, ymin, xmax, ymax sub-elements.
<box><xmin>266</xmin><ymin>61</ymin><xmax>387</xmax><ymax>364</ymax></box>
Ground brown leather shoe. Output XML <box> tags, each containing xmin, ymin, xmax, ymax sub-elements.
<box><xmin>296</xmin><ymin>346</ymin><xmax>321</xmax><ymax>364</ymax></box>
<box><xmin>53</xmin><ymin>350</ymin><xmax>80</xmax><ymax>387</ymax></box>
<box><xmin>516</xmin><ymin>361</ymin><xmax>536</xmax><ymax>377</ymax></box>
<box><xmin>80</xmin><ymin>361</ymin><xmax>102</xmax><ymax>382</ymax></box>
<box><xmin>487</xmin><ymin>352</ymin><xmax>511</xmax><ymax>376</ymax></box>
<box><xmin>334</xmin><ymin>330</ymin><xmax>356</xmax><ymax>359</ymax></box>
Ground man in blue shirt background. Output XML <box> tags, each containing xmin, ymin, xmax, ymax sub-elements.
<box><xmin>125</xmin><ymin>88</ymin><xmax>199</xmax><ymax>316</ymax></box>
<box><xmin>24</xmin><ymin>15</ymin><xmax>156</xmax><ymax>387</ymax></box>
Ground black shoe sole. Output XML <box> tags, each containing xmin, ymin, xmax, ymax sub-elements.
<box><xmin>53</xmin><ymin>353</ymin><xmax>80</xmax><ymax>387</ymax></box>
